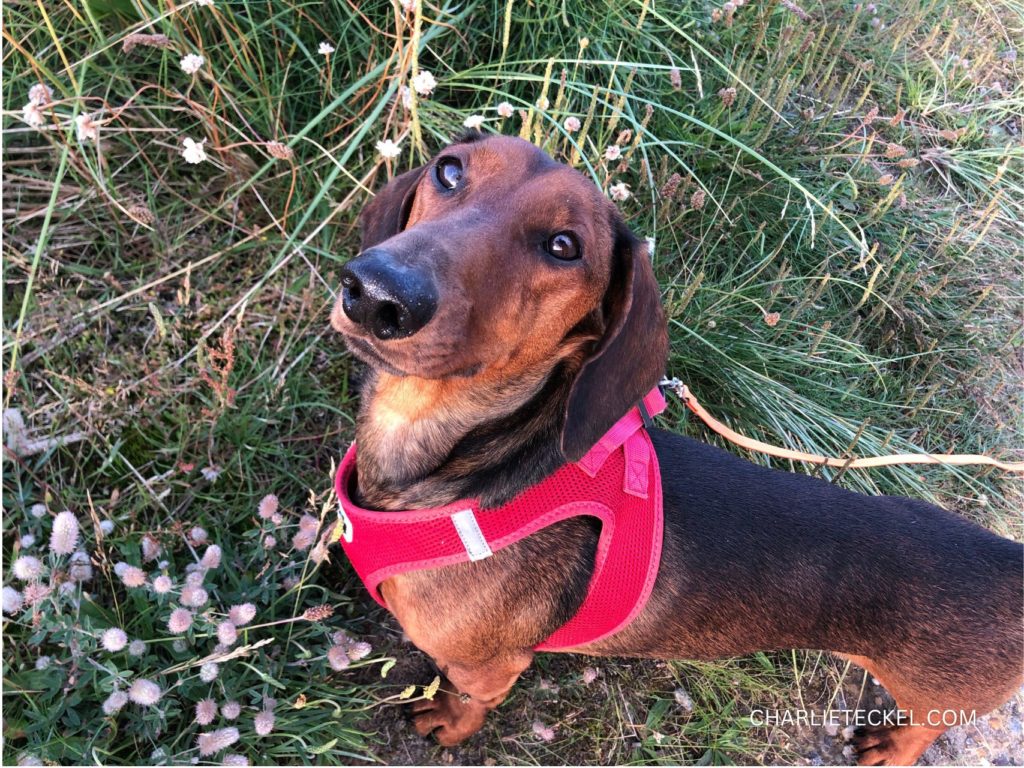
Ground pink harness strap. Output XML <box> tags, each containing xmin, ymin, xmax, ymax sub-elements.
<box><xmin>334</xmin><ymin>388</ymin><xmax>665</xmax><ymax>650</ymax></box>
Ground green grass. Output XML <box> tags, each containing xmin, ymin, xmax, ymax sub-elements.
<box><xmin>3</xmin><ymin>0</ymin><xmax>1022</xmax><ymax>764</ymax></box>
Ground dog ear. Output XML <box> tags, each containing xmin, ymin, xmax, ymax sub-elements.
<box><xmin>359</xmin><ymin>166</ymin><xmax>426</xmax><ymax>250</ymax></box>
<box><xmin>561</xmin><ymin>217</ymin><xmax>668</xmax><ymax>461</ymax></box>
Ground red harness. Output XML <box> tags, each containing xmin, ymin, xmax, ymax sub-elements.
<box><xmin>333</xmin><ymin>388</ymin><xmax>665</xmax><ymax>650</ymax></box>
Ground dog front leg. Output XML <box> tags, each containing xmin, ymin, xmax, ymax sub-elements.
<box><xmin>409</xmin><ymin>650</ymin><xmax>533</xmax><ymax>746</ymax></box>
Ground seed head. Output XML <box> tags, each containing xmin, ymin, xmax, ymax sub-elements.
<box><xmin>718</xmin><ymin>86</ymin><xmax>737</xmax><ymax>107</ymax></box>
<box><xmin>49</xmin><ymin>511</ymin><xmax>80</xmax><ymax>555</ymax></box>
<box><xmin>3</xmin><ymin>586</ymin><xmax>24</xmax><ymax>614</ymax></box>
<box><xmin>303</xmin><ymin>604</ymin><xmax>334</xmax><ymax>622</ymax></box>
<box><xmin>13</xmin><ymin>555</ymin><xmax>43</xmax><ymax>581</ymax></box>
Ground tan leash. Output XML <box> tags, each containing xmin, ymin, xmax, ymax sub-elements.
<box><xmin>659</xmin><ymin>378</ymin><xmax>1024</xmax><ymax>474</ymax></box>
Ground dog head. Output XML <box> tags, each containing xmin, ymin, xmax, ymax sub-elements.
<box><xmin>331</xmin><ymin>132</ymin><xmax>668</xmax><ymax>460</ymax></box>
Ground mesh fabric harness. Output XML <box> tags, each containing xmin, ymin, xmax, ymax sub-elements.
<box><xmin>333</xmin><ymin>388</ymin><xmax>665</xmax><ymax>651</ymax></box>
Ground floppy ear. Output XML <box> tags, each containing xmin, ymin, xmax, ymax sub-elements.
<box><xmin>359</xmin><ymin>165</ymin><xmax>427</xmax><ymax>250</ymax></box>
<box><xmin>561</xmin><ymin>217</ymin><xmax>669</xmax><ymax>461</ymax></box>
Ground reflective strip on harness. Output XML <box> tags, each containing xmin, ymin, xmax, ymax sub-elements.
<box><xmin>333</xmin><ymin>387</ymin><xmax>666</xmax><ymax>651</ymax></box>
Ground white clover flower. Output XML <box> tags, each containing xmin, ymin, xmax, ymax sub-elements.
<box><xmin>201</xmin><ymin>544</ymin><xmax>222</xmax><ymax>569</ymax></box>
<box><xmin>3</xmin><ymin>586</ymin><xmax>24</xmax><ymax>614</ymax></box>
<box><xmin>228</xmin><ymin>603</ymin><xmax>256</xmax><ymax>626</ymax></box>
<box><xmin>180</xmin><ymin>53</ymin><xmax>205</xmax><ymax>74</ymax></box>
<box><xmin>12</xmin><ymin>555</ymin><xmax>42</xmax><ymax>581</ymax></box>
<box><xmin>128</xmin><ymin>679</ymin><xmax>162</xmax><ymax>706</ymax></box>
<box><xmin>22</xmin><ymin>102</ymin><xmax>45</xmax><ymax>128</ymax></box>
<box><xmin>35</xmin><ymin>656</ymin><xmax>51</xmax><ymax>670</ymax></box>
<box><xmin>102</xmin><ymin>628</ymin><xmax>129</xmax><ymax>652</ymax></box>
<box><xmin>462</xmin><ymin>114</ymin><xmax>485</xmax><ymax>129</ymax></box>
<box><xmin>113</xmin><ymin>562</ymin><xmax>129</xmax><ymax>577</ymax></box>
<box><xmin>182</xmin><ymin>137</ymin><xmax>208</xmax><ymax>165</ymax></box>
<box><xmin>217</xmin><ymin>620</ymin><xmax>237</xmax><ymax>646</ymax></box>
<box><xmin>604</xmin><ymin>144</ymin><xmax>622</xmax><ymax>161</ymax></box>
<box><xmin>102</xmin><ymin>690</ymin><xmax>128</xmax><ymax>715</ymax></box>
<box><xmin>152</xmin><ymin>575</ymin><xmax>173</xmax><ymax>594</ymax></box>
<box><xmin>411</xmin><ymin>70</ymin><xmax>437</xmax><ymax>97</ymax></box>
<box><xmin>197</xmin><ymin>727</ymin><xmax>240</xmax><ymax>756</ymax></box>
<box><xmin>564</xmin><ymin>116</ymin><xmax>581</xmax><ymax>132</ymax></box>
<box><xmin>609</xmin><ymin>182</ymin><xmax>631</xmax><ymax>202</ymax></box>
<box><xmin>50</xmin><ymin>510</ymin><xmax>80</xmax><ymax>555</ymax></box>
<box><xmin>20</xmin><ymin>534</ymin><xmax>36</xmax><ymax>548</ymax></box>
<box><xmin>74</xmin><ymin>113</ymin><xmax>99</xmax><ymax>142</ymax></box>
<box><xmin>376</xmin><ymin>139</ymin><xmax>402</xmax><ymax>159</ymax></box>
<box><xmin>28</xmin><ymin>83</ymin><xmax>53</xmax><ymax>106</ymax></box>
<box><xmin>220</xmin><ymin>700</ymin><xmax>241</xmax><ymax>720</ymax></box>
<box><xmin>195</xmin><ymin>698</ymin><xmax>217</xmax><ymax>725</ymax></box>
<box><xmin>497</xmin><ymin>101</ymin><xmax>514</xmax><ymax>118</ymax></box>
<box><xmin>317</xmin><ymin>41</ymin><xmax>335</xmax><ymax>56</ymax></box>
<box><xmin>168</xmin><ymin>608</ymin><xmax>194</xmax><ymax>634</ymax></box>
<box><xmin>200</xmin><ymin>662</ymin><xmax>219</xmax><ymax>682</ymax></box>
<box><xmin>29</xmin><ymin>503</ymin><xmax>47</xmax><ymax>519</ymax></box>
<box><xmin>185</xmin><ymin>569</ymin><xmax>205</xmax><ymax>586</ymax></box>
<box><xmin>128</xmin><ymin>639</ymin><xmax>147</xmax><ymax>657</ymax></box>
<box><xmin>254</xmin><ymin>709</ymin><xmax>275</xmax><ymax>736</ymax></box>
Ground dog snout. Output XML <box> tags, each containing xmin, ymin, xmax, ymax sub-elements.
<box><xmin>340</xmin><ymin>249</ymin><xmax>439</xmax><ymax>340</ymax></box>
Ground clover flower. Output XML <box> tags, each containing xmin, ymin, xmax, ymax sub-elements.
<box><xmin>191</xmin><ymin>526</ymin><xmax>208</xmax><ymax>545</ymax></box>
<box><xmin>604</xmin><ymin>144</ymin><xmax>622</xmax><ymax>161</ymax></box>
<box><xmin>564</xmin><ymin>116</ymin><xmax>581</xmax><ymax>132</ymax></box>
<box><xmin>228</xmin><ymin>603</ymin><xmax>256</xmax><ymax>626</ymax></box>
<box><xmin>497</xmin><ymin>101</ymin><xmax>514</xmax><ymax>118</ymax></box>
<box><xmin>317</xmin><ymin>42</ymin><xmax>335</xmax><ymax>56</ymax></box>
<box><xmin>28</xmin><ymin>83</ymin><xmax>53</xmax><ymax>105</ymax></box>
<box><xmin>35</xmin><ymin>656</ymin><xmax>51</xmax><ymax>670</ymax></box>
<box><xmin>195</xmin><ymin>698</ymin><xmax>218</xmax><ymax>725</ymax></box>
<box><xmin>168</xmin><ymin>608</ymin><xmax>194</xmax><ymax>633</ymax></box>
<box><xmin>196</xmin><ymin>727</ymin><xmax>240</xmax><ymax>756</ymax></box>
<box><xmin>532</xmin><ymin>720</ymin><xmax>556</xmax><ymax>741</ymax></box>
<box><xmin>99</xmin><ymin>519</ymin><xmax>115</xmax><ymax>535</ymax></box>
<box><xmin>74</xmin><ymin>113</ymin><xmax>99</xmax><ymax>142</ymax></box>
<box><xmin>119</xmin><ymin>565</ymin><xmax>147</xmax><ymax>588</ymax></box>
<box><xmin>101</xmin><ymin>628</ymin><xmax>128</xmax><ymax>652</ymax></box>
<box><xmin>412</xmin><ymin>70</ymin><xmax>437</xmax><ymax>96</ymax></box>
<box><xmin>181</xmin><ymin>137</ymin><xmax>208</xmax><ymax>164</ymax></box>
<box><xmin>50</xmin><ymin>510</ymin><xmax>80</xmax><ymax>555</ymax></box>
<box><xmin>582</xmin><ymin>667</ymin><xmax>599</xmax><ymax>684</ymax></box>
<box><xmin>22</xmin><ymin>583</ymin><xmax>51</xmax><ymax>606</ymax></box>
<box><xmin>141</xmin><ymin>535</ymin><xmax>161</xmax><ymax>562</ymax></box>
<box><xmin>223</xmin><ymin>756</ymin><xmax>249</xmax><ymax>767</ymax></box>
<box><xmin>180</xmin><ymin>54</ymin><xmax>205</xmax><ymax>74</ymax></box>
<box><xmin>347</xmin><ymin>641</ymin><xmax>372</xmax><ymax>661</ymax></box>
<box><xmin>263</xmin><ymin>534</ymin><xmax>276</xmax><ymax>549</ymax></box>
<box><xmin>13</xmin><ymin>556</ymin><xmax>42</xmax><ymax>581</ymax></box>
<box><xmin>220</xmin><ymin>700</ymin><xmax>241</xmax><ymax>720</ymax></box>
<box><xmin>217</xmin><ymin>621</ymin><xmax>238</xmax><ymax>646</ymax></box>
<box><xmin>152</xmin><ymin>575</ymin><xmax>173</xmax><ymax>594</ymax></box>
<box><xmin>200</xmin><ymin>662</ymin><xmax>219</xmax><ymax>682</ymax></box>
<box><xmin>3</xmin><ymin>586</ymin><xmax>23</xmax><ymax>614</ymax></box>
<box><xmin>609</xmin><ymin>182</ymin><xmax>631</xmax><ymax>202</ymax></box>
<box><xmin>463</xmin><ymin>114</ymin><xmax>485</xmax><ymax>129</ymax></box>
<box><xmin>22</xmin><ymin>102</ymin><xmax>45</xmax><ymax>128</ymax></box>
<box><xmin>376</xmin><ymin>139</ymin><xmax>402</xmax><ymax>159</ymax></box>
<box><xmin>327</xmin><ymin>645</ymin><xmax>350</xmax><ymax>671</ymax></box>
<box><xmin>128</xmin><ymin>639</ymin><xmax>147</xmax><ymax>657</ymax></box>
<box><xmin>257</xmin><ymin>494</ymin><xmax>278</xmax><ymax>519</ymax></box>
<box><xmin>102</xmin><ymin>690</ymin><xmax>128</xmax><ymax>715</ymax></box>
<box><xmin>181</xmin><ymin>585</ymin><xmax>209</xmax><ymax>607</ymax></box>
<box><xmin>201</xmin><ymin>544</ymin><xmax>222</xmax><ymax>569</ymax></box>
<box><xmin>29</xmin><ymin>503</ymin><xmax>47</xmax><ymax>519</ymax></box>
<box><xmin>128</xmin><ymin>679</ymin><xmax>162</xmax><ymax>706</ymax></box>
<box><xmin>20</xmin><ymin>534</ymin><xmax>35</xmax><ymax>548</ymax></box>
<box><xmin>254</xmin><ymin>709</ymin><xmax>275</xmax><ymax>736</ymax></box>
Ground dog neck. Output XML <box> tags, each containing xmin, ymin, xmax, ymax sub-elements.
<box><xmin>352</xmin><ymin>362</ymin><xmax>577</xmax><ymax>511</ymax></box>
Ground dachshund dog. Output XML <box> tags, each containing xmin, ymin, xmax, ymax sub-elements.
<box><xmin>329</xmin><ymin>131</ymin><xmax>1023</xmax><ymax>766</ymax></box>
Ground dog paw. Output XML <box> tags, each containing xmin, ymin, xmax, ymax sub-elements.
<box><xmin>850</xmin><ymin>725</ymin><xmax>894</xmax><ymax>765</ymax></box>
<box><xmin>407</xmin><ymin>690</ymin><xmax>486</xmax><ymax>746</ymax></box>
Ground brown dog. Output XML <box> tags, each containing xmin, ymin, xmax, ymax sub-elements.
<box><xmin>330</xmin><ymin>131</ymin><xmax>1023</xmax><ymax>765</ymax></box>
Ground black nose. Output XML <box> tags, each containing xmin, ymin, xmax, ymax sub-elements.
<box><xmin>340</xmin><ymin>249</ymin><xmax>438</xmax><ymax>340</ymax></box>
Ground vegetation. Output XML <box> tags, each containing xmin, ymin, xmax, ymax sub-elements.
<box><xmin>3</xmin><ymin>0</ymin><xmax>1020</xmax><ymax>764</ymax></box>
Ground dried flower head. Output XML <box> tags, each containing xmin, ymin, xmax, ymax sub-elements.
<box><xmin>718</xmin><ymin>87</ymin><xmax>737</xmax><ymax>107</ymax></box>
<box><xmin>22</xmin><ymin>582</ymin><xmax>51</xmax><ymax>606</ymax></box>
<box><xmin>257</xmin><ymin>494</ymin><xmax>278</xmax><ymax>519</ymax></box>
<box><xmin>22</xmin><ymin>102</ymin><xmax>45</xmax><ymax>128</ymax></box>
<box><xmin>228</xmin><ymin>603</ymin><xmax>256</xmax><ymax>626</ymax></box>
<box><xmin>3</xmin><ymin>586</ymin><xmax>23</xmax><ymax>614</ymax></box>
<box><xmin>217</xmin><ymin>621</ymin><xmax>238</xmax><ymax>646</ymax></box>
<box><xmin>128</xmin><ymin>679</ymin><xmax>162</xmax><ymax>706</ymax></box>
<box><xmin>266</xmin><ymin>141</ymin><xmax>293</xmax><ymax>160</ymax></box>
<box><xmin>221</xmin><ymin>700</ymin><xmax>242</xmax><ymax>720</ymax></box>
<box><xmin>303</xmin><ymin>604</ymin><xmax>334</xmax><ymax>622</ymax></box>
<box><xmin>200</xmin><ymin>662</ymin><xmax>220</xmax><ymax>682</ymax></box>
<box><xmin>877</xmin><ymin>174</ymin><xmax>895</xmax><ymax>185</ymax></box>
<box><xmin>532</xmin><ymin>720</ymin><xmax>556</xmax><ymax>741</ymax></box>
<box><xmin>412</xmin><ymin>70</ymin><xmax>437</xmax><ymax>97</ymax></box>
<box><xmin>141</xmin><ymin>535</ymin><xmax>161</xmax><ymax>562</ymax></box>
<box><xmin>195</xmin><ymin>698</ymin><xmax>218</xmax><ymax>725</ymax></box>
<box><xmin>763</xmin><ymin>311</ymin><xmax>781</xmax><ymax>327</ymax></box>
<box><xmin>102</xmin><ymin>690</ymin><xmax>128</xmax><ymax>715</ymax></box>
<box><xmin>254</xmin><ymin>710</ymin><xmax>275</xmax><ymax>736</ymax></box>
<box><xmin>13</xmin><ymin>555</ymin><xmax>43</xmax><ymax>581</ymax></box>
<box><xmin>168</xmin><ymin>608</ymin><xmax>194</xmax><ymax>634</ymax></box>
<box><xmin>49</xmin><ymin>511</ymin><xmax>80</xmax><ymax>556</ymax></box>
<box><xmin>75</xmin><ymin>113</ymin><xmax>99</xmax><ymax>142</ymax></box>
<box><xmin>897</xmin><ymin>158</ymin><xmax>919</xmax><ymax>169</ymax></box>
<box><xmin>884</xmin><ymin>142</ymin><xmax>907</xmax><ymax>159</ymax></box>
<box><xmin>180</xmin><ymin>53</ymin><xmax>205</xmax><ymax>75</ymax></box>
<box><xmin>669</xmin><ymin>66</ymin><xmax>682</xmax><ymax>90</ymax></box>
<box><xmin>690</xmin><ymin>188</ymin><xmax>706</xmax><ymax>210</ymax></box>
<box><xmin>197</xmin><ymin>727</ymin><xmax>240</xmax><ymax>756</ymax></box>
<box><xmin>102</xmin><ymin>628</ymin><xmax>128</xmax><ymax>652</ymax></box>
<box><xmin>582</xmin><ymin>666</ymin><xmax>599</xmax><ymax>684</ymax></box>
<box><xmin>121</xmin><ymin>33</ymin><xmax>172</xmax><ymax>54</ymax></box>
<box><xmin>28</xmin><ymin>83</ymin><xmax>53</xmax><ymax>106</ymax></box>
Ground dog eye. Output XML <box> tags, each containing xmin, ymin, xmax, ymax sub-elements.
<box><xmin>546</xmin><ymin>232</ymin><xmax>581</xmax><ymax>260</ymax></box>
<box><xmin>435</xmin><ymin>157</ymin><xmax>463</xmax><ymax>190</ymax></box>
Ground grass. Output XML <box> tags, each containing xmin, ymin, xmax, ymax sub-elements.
<box><xmin>2</xmin><ymin>0</ymin><xmax>1021</xmax><ymax>764</ymax></box>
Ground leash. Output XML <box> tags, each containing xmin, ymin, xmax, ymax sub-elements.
<box><xmin>659</xmin><ymin>378</ymin><xmax>1024</xmax><ymax>474</ymax></box>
